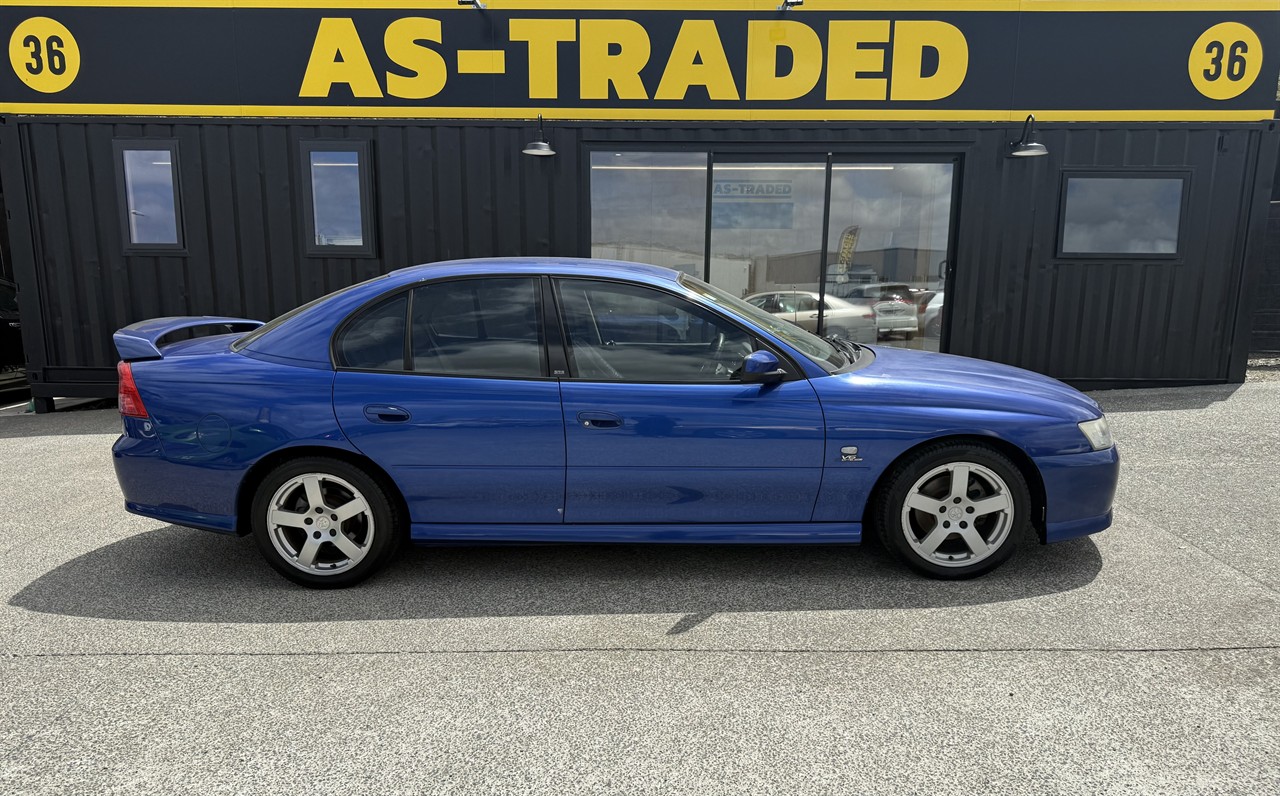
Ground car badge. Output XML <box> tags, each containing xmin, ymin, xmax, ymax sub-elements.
<box><xmin>841</xmin><ymin>446</ymin><xmax>862</xmax><ymax>462</ymax></box>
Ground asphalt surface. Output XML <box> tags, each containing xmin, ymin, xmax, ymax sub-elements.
<box><xmin>1</xmin><ymin>382</ymin><xmax>1278</xmax><ymax>794</ymax></box>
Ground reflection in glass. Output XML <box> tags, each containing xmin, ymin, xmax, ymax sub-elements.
<box><xmin>335</xmin><ymin>294</ymin><xmax>407</xmax><ymax>371</ymax></box>
<box><xmin>590</xmin><ymin>152</ymin><xmax>707</xmax><ymax>276</ymax></box>
<box><xmin>412</xmin><ymin>278</ymin><xmax>543</xmax><ymax>378</ymax></box>
<box><xmin>826</xmin><ymin>163</ymin><xmax>954</xmax><ymax>352</ymax></box>
<box><xmin>557</xmin><ymin>279</ymin><xmax>752</xmax><ymax>382</ymax></box>
<box><xmin>122</xmin><ymin>149</ymin><xmax>180</xmax><ymax>245</ymax></box>
<box><xmin>709</xmin><ymin>162</ymin><xmax>827</xmax><ymax>303</ymax></box>
<box><xmin>310</xmin><ymin>150</ymin><xmax>364</xmax><ymax>247</ymax></box>
<box><xmin>1061</xmin><ymin>177</ymin><xmax>1182</xmax><ymax>255</ymax></box>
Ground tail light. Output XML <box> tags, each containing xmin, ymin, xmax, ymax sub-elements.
<box><xmin>117</xmin><ymin>361</ymin><xmax>149</xmax><ymax>418</ymax></box>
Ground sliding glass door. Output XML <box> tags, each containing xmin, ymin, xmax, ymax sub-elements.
<box><xmin>589</xmin><ymin>152</ymin><xmax>957</xmax><ymax>352</ymax></box>
<box><xmin>826</xmin><ymin>160</ymin><xmax>955</xmax><ymax>350</ymax></box>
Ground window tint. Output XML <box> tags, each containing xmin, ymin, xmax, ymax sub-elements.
<box><xmin>556</xmin><ymin>279</ymin><xmax>753</xmax><ymax>382</ymax></box>
<box><xmin>335</xmin><ymin>294</ymin><xmax>407</xmax><ymax>370</ymax></box>
<box><xmin>411</xmin><ymin>278</ymin><xmax>543</xmax><ymax>379</ymax></box>
<box><xmin>1060</xmin><ymin>176</ymin><xmax>1184</xmax><ymax>256</ymax></box>
<box><xmin>116</xmin><ymin>141</ymin><xmax>183</xmax><ymax>249</ymax></box>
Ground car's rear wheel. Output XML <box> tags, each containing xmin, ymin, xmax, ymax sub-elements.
<box><xmin>250</xmin><ymin>456</ymin><xmax>402</xmax><ymax>588</ymax></box>
<box><xmin>873</xmin><ymin>442</ymin><xmax>1030</xmax><ymax>579</ymax></box>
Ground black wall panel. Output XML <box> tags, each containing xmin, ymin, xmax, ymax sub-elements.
<box><xmin>6</xmin><ymin>119</ymin><xmax>1277</xmax><ymax>393</ymax></box>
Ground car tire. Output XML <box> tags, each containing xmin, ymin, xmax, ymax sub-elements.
<box><xmin>873</xmin><ymin>442</ymin><xmax>1030</xmax><ymax>579</ymax></box>
<box><xmin>250</xmin><ymin>456</ymin><xmax>404</xmax><ymax>589</ymax></box>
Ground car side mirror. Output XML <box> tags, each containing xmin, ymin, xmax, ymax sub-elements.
<box><xmin>740</xmin><ymin>350</ymin><xmax>786</xmax><ymax>384</ymax></box>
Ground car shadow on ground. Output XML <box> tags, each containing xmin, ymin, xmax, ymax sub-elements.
<box><xmin>11</xmin><ymin>526</ymin><xmax>1102</xmax><ymax>624</ymax></box>
<box><xmin>1090</xmin><ymin>383</ymin><xmax>1240</xmax><ymax>414</ymax></box>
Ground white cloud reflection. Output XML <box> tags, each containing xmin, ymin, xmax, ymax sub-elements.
<box><xmin>1062</xmin><ymin>177</ymin><xmax>1182</xmax><ymax>255</ymax></box>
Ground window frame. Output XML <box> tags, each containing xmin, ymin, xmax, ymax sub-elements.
<box><xmin>1055</xmin><ymin>170</ymin><xmax>1191</xmax><ymax>260</ymax></box>
<box><xmin>113</xmin><ymin>138</ymin><xmax>186</xmax><ymax>255</ymax></box>
<box><xmin>300</xmin><ymin>139</ymin><xmax>377</xmax><ymax>259</ymax></box>
<box><xmin>330</xmin><ymin>275</ymin><xmax>552</xmax><ymax>381</ymax></box>
<box><xmin>549</xmin><ymin>275</ymin><xmax>804</xmax><ymax>385</ymax></box>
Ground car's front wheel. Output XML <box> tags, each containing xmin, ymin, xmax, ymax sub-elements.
<box><xmin>873</xmin><ymin>442</ymin><xmax>1030</xmax><ymax>579</ymax></box>
<box><xmin>250</xmin><ymin>456</ymin><xmax>403</xmax><ymax>588</ymax></box>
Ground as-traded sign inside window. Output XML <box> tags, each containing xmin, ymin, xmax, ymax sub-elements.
<box><xmin>1</xmin><ymin>1</ymin><xmax>1277</xmax><ymax>121</ymax></box>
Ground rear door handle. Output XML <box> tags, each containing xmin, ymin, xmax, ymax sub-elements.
<box><xmin>576</xmin><ymin>411</ymin><xmax>623</xmax><ymax>429</ymax></box>
<box><xmin>364</xmin><ymin>404</ymin><xmax>411</xmax><ymax>423</ymax></box>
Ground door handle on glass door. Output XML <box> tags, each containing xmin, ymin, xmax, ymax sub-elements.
<box><xmin>577</xmin><ymin>411</ymin><xmax>623</xmax><ymax>429</ymax></box>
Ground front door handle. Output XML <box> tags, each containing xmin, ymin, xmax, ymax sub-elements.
<box><xmin>364</xmin><ymin>404</ymin><xmax>411</xmax><ymax>423</ymax></box>
<box><xmin>576</xmin><ymin>411</ymin><xmax>623</xmax><ymax>429</ymax></box>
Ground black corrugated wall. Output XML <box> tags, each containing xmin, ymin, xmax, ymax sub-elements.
<box><xmin>2</xmin><ymin>118</ymin><xmax>1276</xmax><ymax>394</ymax></box>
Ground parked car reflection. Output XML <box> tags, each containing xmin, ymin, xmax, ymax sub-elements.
<box><xmin>744</xmin><ymin>290</ymin><xmax>877</xmax><ymax>343</ymax></box>
<box><xmin>826</xmin><ymin>282</ymin><xmax>918</xmax><ymax>340</ymax></box>
<box><xmin>923</xmin><ymin>291</ymin><xmax>945</xmax><ymax>338</ymax></box>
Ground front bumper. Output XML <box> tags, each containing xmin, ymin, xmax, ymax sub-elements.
<box><xmin>1035</xmin><ymin>445</ymin><xmax>1120</xmax><ymax>543</ymax></box>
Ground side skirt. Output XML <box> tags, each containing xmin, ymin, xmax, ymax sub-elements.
<box><xmin>409</xmin><ymin>522</ymin><xmax>861</xmax><ymax>544</ymax></box>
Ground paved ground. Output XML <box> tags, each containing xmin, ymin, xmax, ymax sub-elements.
<box><xmin>1</xmin><ymin>382</ymin><xmax>1277</xmax><ymax>794</ymax></box>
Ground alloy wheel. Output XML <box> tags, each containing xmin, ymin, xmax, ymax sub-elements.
<box><xmin>266</xmin><ymin>473</ymin><xmax>375</xmax><ymax>575</ymax></box>
<box><xmin>899</xmin><ymin>461</ymin><xmax>1014</xmax><ymax>567</ymax></box>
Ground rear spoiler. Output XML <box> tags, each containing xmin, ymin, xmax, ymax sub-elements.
<box><xmin>113</xmin><ymin>316</ymin><xmax>264</xmax><ymax>361</ymax></box>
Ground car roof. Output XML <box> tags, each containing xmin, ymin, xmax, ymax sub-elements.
<box><xmin>389</xmin><ymin>257</ymin><xmax>681</xmax><ymax>284</ymax></box>
<box><xmin>239</xmin><ymin>257</ymin><xmax>684</xmax><ymax>367</ymax></box>
<box><xmin>749</xmin><ymin>289</ymin><xmax>818</xmax><ymax>297</ymax></box>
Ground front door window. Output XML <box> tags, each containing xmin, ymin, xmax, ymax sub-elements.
<box><xmin>555</xmin><ymin>278</ymin><xmax>754</xmax><ymax>382</ymax></box>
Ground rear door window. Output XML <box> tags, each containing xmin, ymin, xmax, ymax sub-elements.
<box><xmin>410</xmin><ymin>278</ymin><xmax>544</xmax><ymax>379</ymax></box>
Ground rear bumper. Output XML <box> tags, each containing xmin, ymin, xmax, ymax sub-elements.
<box><xmin>876</xmin><ymin>315</ymin><xmax>918</xmax><ymax>332</ymax></box>
<box><xmin>1035</xmin><ymin>445</ymin><xmax>1120</xmax><ymax>543</ymax></box>
<box><xmin>113</xmin><ymin>431</ymin><xmax>242</xmax><ymax>534</ymax></box>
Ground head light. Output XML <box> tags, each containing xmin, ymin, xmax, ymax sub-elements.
<box><xmin>1078</xmin><ymin>417</ymin><xmax>1113</xmax><ymax>451</ymax></box>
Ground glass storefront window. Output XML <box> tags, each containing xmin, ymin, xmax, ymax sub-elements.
<box><xmin>708</xmin><ymin>161</ymin><xmax>828</xmax><ymax>303</ymax></box>
<box><xmin>586</xmin><ymin>154</ymin><xmax>957</xmax><ymax>353</ymax></box>
<box><xmin>826</xmin><ymin>162</ymin><xmax>954</xmax><ymax>351</ymax></box>
<box><xmin>590</xmin><ymin>152</ymin><xmax>708</xmax><ymax>277</ymax></box>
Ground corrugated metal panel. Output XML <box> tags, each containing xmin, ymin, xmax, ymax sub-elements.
<box><xmin>10</xmin><ymin>119</ymin><xmax>1277</xmax><ymax>388</ymax></box>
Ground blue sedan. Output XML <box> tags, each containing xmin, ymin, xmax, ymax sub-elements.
<box><xmin>112</xmin><ymin>258</ymin><xmax>1118</xmax><ymax>588</ymax></box>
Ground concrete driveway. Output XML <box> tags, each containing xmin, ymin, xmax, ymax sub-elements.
<box><xmin>1</xmin><ymin>382</ymin><xmax>1277</xmax><ymax>794</ymax></box>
